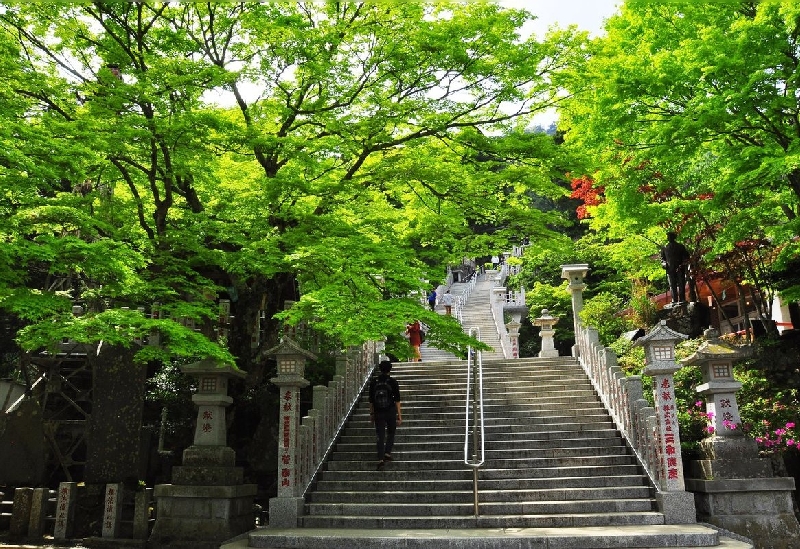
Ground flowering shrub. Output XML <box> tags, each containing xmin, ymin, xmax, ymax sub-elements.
<box><xmin>736</xmin><ymin>366</ymin><xmax>800</xmax><ymax>456</ymax></box>
<box><xmin>744</xmin><ymin>420</ymin><xmax>798</xmax><ymax>455</ymax></box>
<box><xmin>678</xmin><ymin>400</ymin><xmax>715</xmax><ymax>455</ymax></box>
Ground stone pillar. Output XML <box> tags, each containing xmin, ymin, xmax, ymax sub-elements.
<box><xmin>264</xmin><ymin>338</ymin><xmax>317</xmax><ymax>527</ymax></box>
<box><xmin>506</xmin><ymin>319</ymin><xmax>521</xmax><ymax>358</ymax></box>
<box><xmin>150</xmin><ymin>358</ymin><xmax>256</xmax><ymax>549</ymax></box>
<box><xmin>53</xmin><ymin>482</ymin><xmax>77</xmax><ymax>540</ymax></box>
<box><xmin>533</xmin><ymin>309</ymin><xmax>560</xmax><ymax>358</ymax></box>
<box><xmin>635</xmin><ymin>321</ymin><xmax>696</xmax><ymax>524</ymax></box>
<box><xmin>102</xmin><ymin>483</ymin><xmax>123</xmax><ymax>538</ymax></box>
<box><xmin>560</xmin><ymin>264</ymin><xmax>590</xmax><ymax>357</ymax></box>
<box><xmin>9</xmin><ymin>487</ymin><xmax>32</xmax><ymax>539</ymax></box>
<box><xmin>504</xmin><ymin>302</ymin><xmax>529</xmax><ymax>360</ymax></box>
<box><xmin>681</xmin><ymin>328</ymin><xmax>800</xmax><ymax>546</ymax></box>
<box><xmin>27</xmin><ymin>488</ymin><xmax>48</xmax><ymax>539</ymax></box>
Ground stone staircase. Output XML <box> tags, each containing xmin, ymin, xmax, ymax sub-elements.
<box><xmin>242</xmin><ymin>357</ymin><xmax>750</xmax><ymax>548</ymax></box>
<box><xmin>422</xmin><ymin>276</ymin><xmax>504</xmax><ymax>362</ymax></box>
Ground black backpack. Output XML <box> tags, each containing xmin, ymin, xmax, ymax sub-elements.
<box><xmin>373</xmin><ymin>377</ymin><xmax>393</xmax><ymax>409</ymax></box>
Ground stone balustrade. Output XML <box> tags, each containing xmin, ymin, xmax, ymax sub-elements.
<box><xmin>297</xmin><ymin>341</ymin><xmax>380</xmax><ymax>497</ymax></box>
<box><xmin>575</xmin><ymin>322</ymin><xmax>696</xmax><ymax>524</ymax></box>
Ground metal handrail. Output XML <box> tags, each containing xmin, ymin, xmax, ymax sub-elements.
<box><xmin>463</xmin><ymin>327</ymin><xmax>485</xmax><ymax>518</ymax></box>
<box><xmin>454</xmin><ymin>272</ymin><xmax>478</xmax><ymax>324</ymax></box>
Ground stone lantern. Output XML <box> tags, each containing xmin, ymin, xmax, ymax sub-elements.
<box><xmin>181</xmin><ymin>358</ymin><xmax>244</xmax><ymax>447</ymax></box>
<box><xmin>532</xmin><ymin>309</ymin><xmax>560</xmax><ymax>358</ymax></box>
<box><xmin>682</xmin><ymin>328</ymin><xmax>747</xmax><ymax>439</ymax></box>
<box><xmin>680</xmin><ymin>328</ymin><xmax>769</xmax><ymax>478</ymax></box>
<box><xmin>636</xmin><ymin>321</ymin><xmax>689</xmax><ymax>492</ymax></box>
<box><xmin>681</xmin><ymin>329</ymin><xmax>800</xmax><ymax>545</ymax></box>
<box><xmin>264</xmin><ymin>337</ymin><xmax>317</xmax><ymax>527</ymax></box>
<box><xmin>150</xmin><ymin>358</ymin><xmax>256</xmax><ymax>548</ymax></box>
<box><xmin>635</xmin><ymin>321</ymin><xmax>696</xmax><ymax>524</ymax></box>
<box><xmin>503</xmin><ymin>298</ymin><xmax>528</xmax><ymax>359</ymax></box>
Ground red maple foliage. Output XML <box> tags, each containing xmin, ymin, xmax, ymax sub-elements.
<box><xmin>570</xmin><ymin>175</ymin><xmax>605</xmax><ymax>219</ymax></box>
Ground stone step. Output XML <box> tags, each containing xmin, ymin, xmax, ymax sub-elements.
<box><xmin>324</xmin><ymin>454</ymin><xmax>640</xmax><ymax>471</ymax></box>
<box><xmin>343</xmin><ymin>414</ymin><xmax>616</xmax><ymax>429</ymax></box>
<box><xmin>305</xmin><ymin>497</ymin><xmax>658</xmax><ymax>517</ymax></box>
<box><xmin>328</xmin><ymin>445</ymin><xmax>631</xmax><ymax>461</ymax></box>
<box><xmin>283</xmin><ymin>350</ymin><xmax>685</xmax><ymax>545</ymax></box>
<box><xmin>317</xmin><ymin>463</ymin><xmax>648</xmax><ymax>482</ymax></box>
<box><xmin>308</xmin><ymin>485</ymin><xmax>654</xmax><ymax>504</ymax></box>
<box><xmin>298</xmin><ymin>511</ymin><xmax>667</xmax><ymax>529</ymax></box>
<box><xmin>313</xmin><ymin>474</ymin><xmax>651</xmax><ymax>492</ymax></box>
<box><xmin>336</xmin><ymin>435</ymin><xmax>625</xmax><ymax>450</ymax></box>
<box><xmin>351</xmin><ymin>404</ymin><xmax>609</xmax><ymax>417</ymax></box>
<box><xmin>236</xmin><ymin>524</ymin><xmax>746</xmax><ymax>549</ymax></box>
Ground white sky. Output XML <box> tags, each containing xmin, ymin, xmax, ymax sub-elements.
<box><xmin>501</xmin><ymin>0</ymin><xmax>622</xmax><ymax>38</ymax></box>
<box><xmin>501</xmin><ymin>0</ymin><xmax>622</xmax><ymax>126</ymax></box>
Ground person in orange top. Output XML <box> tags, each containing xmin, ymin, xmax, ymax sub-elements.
<box><xmin>406</xmin><ymin>320</ymin><xmax>422</xmax><ymax>362</ymax></box>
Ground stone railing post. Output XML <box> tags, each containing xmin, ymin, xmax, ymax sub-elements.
<box><xmin>560</xmin><ymin>264</ymin><xmax>590</xmax><ymax>357</ymax></box>
<box><xmin>635</xmin><ymin>321</ymin><xmax>696</xmax><ymax>524</ymax></box>
<box><xmin>490</xmin><ymin>287</ymin><xmax>510</xmax><ymax>357</ymax></box>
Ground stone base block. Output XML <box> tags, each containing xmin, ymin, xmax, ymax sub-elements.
<box><xmin>149</xmin><ymin>483</ymin><xmax>256</xmax><ymax>549</ymax></box>
<box><xmin>689</xmin><ymin>458</ymin><xmax>772</xmax><ymax>480</ymax></box>
<box><xmin>171</xmin><ymin>465</ymin><xmax>243</xmax><ymax>486</ymax></box>
<box><xmin>656</xmin><ymin>490</ymin><xmax>697</xmax><ymax>524</ymax></box>
<box><xmin>686</xmin><ymin>477</ymin><xmax>800</xmax><ymax>549</ymax></box>
<box><xmin>268</xmin><ymin>496</ymin><xmax>304</xmax><ymax>528</ymax></box>
<box><xmin>182</xmin><ymin>445</ymin><xmax>236</xmax><ymax>467</ymax></box>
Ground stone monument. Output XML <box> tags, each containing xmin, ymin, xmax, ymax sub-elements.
<box><xmin>150</xmin><ymin>358</ymin><xmax>256</xmax><ymax>549</ymax></box>
<box><xmin>682</xmin><ymin>328</ymin><xmax>800</xmax><ymax>547</ymax></box>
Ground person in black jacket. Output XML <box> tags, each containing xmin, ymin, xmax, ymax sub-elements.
<box><xmin>369</xmin><ymin>360</ymin><xmax>402</xmax><ymax>470</ymax></box>
<box><xmin>660</xmin><ymin>232</ymin><xmax>691</xmax><ymax>304</ymax></box>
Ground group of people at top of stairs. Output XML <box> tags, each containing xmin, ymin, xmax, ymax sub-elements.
<box><xmin>426</xmin><ymin>286</ymin><xmax>456</xmax><ymax>315</ymax></box>
<box><xmin>403</xmin><ymin>286</ymin><xmax>457</xmax><ymax>363</ymax></box>
<box><xmin>368</xmin><ymin>360</ymin><xmax>403</xmax><ymax>470</ymax></box>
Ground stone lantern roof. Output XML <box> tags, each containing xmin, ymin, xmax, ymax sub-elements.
<box><xmin>532</xmin><ymin>309</ymin><xmax>559</xmax><ymax>328</ymax></box>
<box><xmin>262</xmin><ymin>336</ymin><xmax>318</xmax><ymax>361</ymax></box>
<box><xmin>180</xmin><ymin>357</ymin><xmax>246</xmax><ymax>380</ymax></box>
<box><xmin>680</xmin><ymin>327</ymin><xmax>750</xmax><ymax>367</ymax></box>
<box><xmin>635</xmin><ymin>320</ymin><xmax>687</xmax><ymax>346</ymax></box>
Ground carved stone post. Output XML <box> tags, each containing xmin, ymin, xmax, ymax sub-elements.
<box><xmin>264</xmin><ymin>337</ymin><xmax>316</xmax><ymax>527</ymax></box>
<box><xmin>635</xmin><ymin>321</ymin><xmax>696</xmax><ymax>524</ymax></box>
<box><xmin>560</xmin><ymin>264</ymin><xmax>590</xmax><ymax>357</ymax></box>
<box><xmin>503</xmin><ymin>293</ymin><xmax>528</xmax><ymax>359</ymax></box>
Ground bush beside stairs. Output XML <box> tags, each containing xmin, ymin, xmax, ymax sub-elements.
<box><xmin>239</xmin><ymin>357</ymin><xmax>751</xmax><ymax>549</ymax></box>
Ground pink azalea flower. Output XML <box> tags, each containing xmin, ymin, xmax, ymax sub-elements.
<box><xmin>786</xmin><ymin>422</ymin><xmax>796</xmax><ymax>429</ymax></box>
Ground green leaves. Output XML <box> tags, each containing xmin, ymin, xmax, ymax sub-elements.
<box><xmin>561</xmin><ymin>0</ymin><xmax>800</xmax><ymax>314</ymax></box>
<box><xmin>0</xmin><ymin>1</ymin><xmax>584</xmax><ymax>371</ymax></box>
